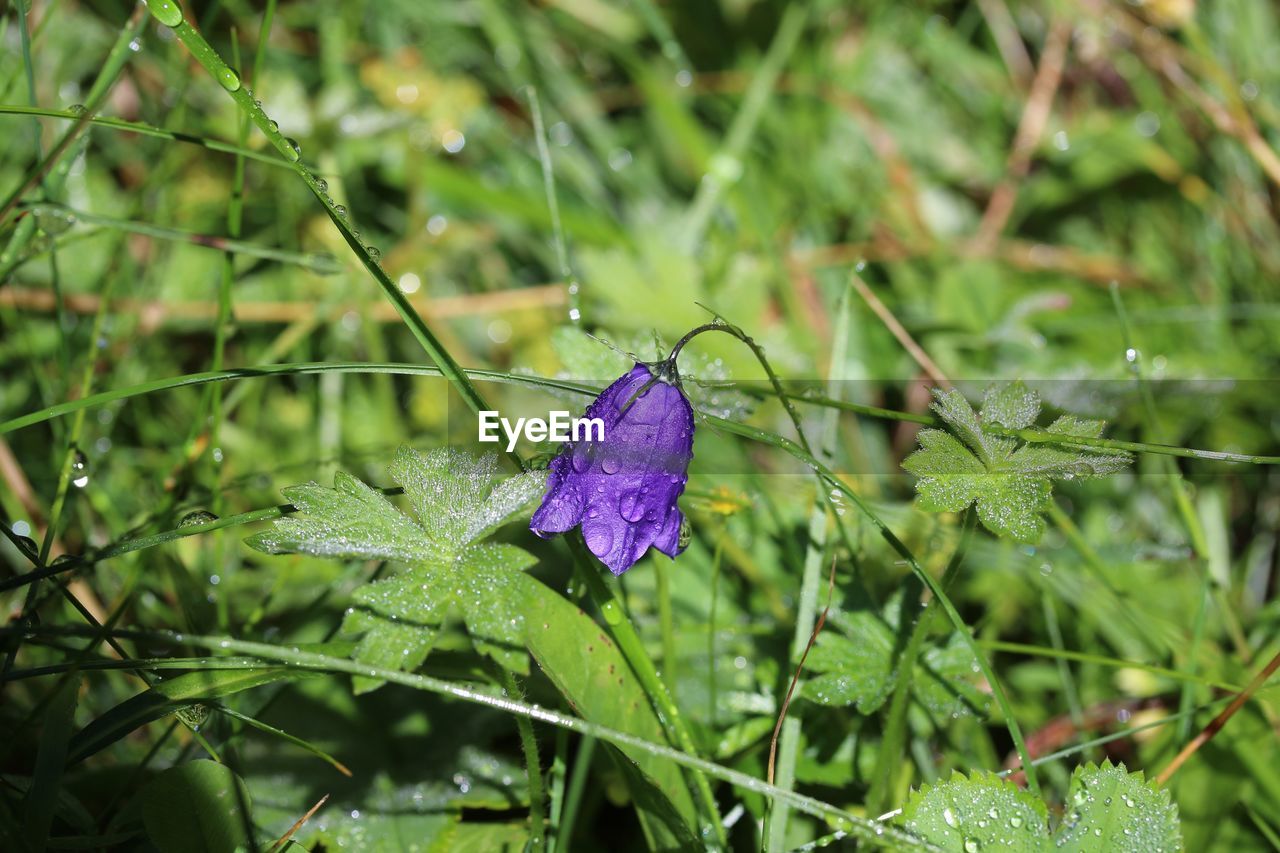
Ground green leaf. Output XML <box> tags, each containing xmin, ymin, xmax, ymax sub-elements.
<box><xmin>248</xmin><ymin>447</ymin><xmax>545</xmax><ymax>563</ymax></box>
<box><xmin>246</xmin><ymin>471</ymin><xmax>433</xmax><ymax>562</ymax></box>
<box><xmin>248</xmin><ymin>447</ymin><xmax>546</xmax><ymax>691</ymax></box>
<box><xmin>550</xmin><ymin>325</ymin><xmax>632</xmax><ymax>380</ymax></box>
<box><xmin>388</xmin><ymin>447</ymin><xmax>545</xmax><ymax>553</ymax></box>
<box><xmin>898</xmin><ymin>771</ymin><xmax>1050</xmax><ymax>851</ymax></box>
<box><xmin>982</xmin><ymin>381</ymin><xmax>1041</xmax><ymax>430</ymax></box>
<box><xmin>931</xmin><ymin>386</ymin><xmax>1016</xmax><ymax>466</ymax></box>
<box><xmin>897</xmin><ymin>764</ymin><xmax>1184</xmax><ymax>852</ymax></box>
<box><xmin>427</xmin><ymin>821</ymin><xmax>530</xmax><ymax>852</ymax></box>
<box><xmin>347</xmin><ymin>543</ymin><xmax>537</xmax><ymax>691</ymax></box>
<box><xmin>802</xmin><ymin>618</ymin><xmax>895</xmax><ymax>713</ymax></box>
<box><xmin>141</xmin><ymin>761</ymin><xmax>255</xmax><ymax>853</ymax></box>
<box><xmin>903</xmin><ymin>385</ymin><xmax>1131</xmax><ymax>541</ymax></box>
<box><xmin>802</xmin><ymin>596</ymin><xmax>986</xmax><ymax>717</ymax></box>
<box><xmin>520</xmin><ymin>571</ymin><xmax>701</xmax><ymax>842</ymax></box>
<box><xmin>68</xmin><ymin>668</ymin><xmax>312</xmax><ymax>764</ymax></box>
<box><xmin>22</xmin><ymin>675</ymin><xmax>79</xmax><ymax>848</ymax></box>
<box><xmin>1054</xmin><ymin>761</ymin><xmax>1182</xmax><ymax>852</ymax></box>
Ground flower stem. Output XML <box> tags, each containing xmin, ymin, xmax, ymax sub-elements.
<box><xmin>500</xmin><ymin>668</ymin><xmax>547</xmax><ymax>847</ymax></box>
<box><xmin>669</xmin><ymin>319</ymin><xmax>812</xmax><ymax>454</ymax></box>
<box><xmin>566</xmin><ymin>536</ymin><xmax>727</xmax><ymax>846</ymax></box>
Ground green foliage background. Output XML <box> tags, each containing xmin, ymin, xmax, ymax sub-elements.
<box><xmin>1</xmin><ymin>0</ymin><xmax>1279</xmax><ymax>850</ymax></box>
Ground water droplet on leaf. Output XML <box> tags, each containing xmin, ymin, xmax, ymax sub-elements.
<box><xmin>147</xmin><ymin>0</ymin><xmax>184</xmax><ymax>27</ymax></box>
<box><xmin>218</xmin><ymin>66</ymin><xmax>240</xmax><ymax>91</ymax></box>
<box><xmin>178</xmin><ymin>510</ymin><xmax>220</xmax><ymax>528</ymax></box>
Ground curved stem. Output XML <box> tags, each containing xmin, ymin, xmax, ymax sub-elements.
<box><xmin>705</xmin><ymin>415</ymin><xmax>1043</xmax><ymax>797</ymax></box>
<box><xmin>668</xmin><ymin>319</ymin><xmax>811</xmax><ymax>455</ymax></box>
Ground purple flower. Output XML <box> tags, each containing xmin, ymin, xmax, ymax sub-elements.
<box><xmin>531</xmin><ymin>360</ymin><xmax>694</xmax><ymax>574</ymax></box>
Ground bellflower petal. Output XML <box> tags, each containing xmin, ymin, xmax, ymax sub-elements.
<box><xmin>531</xmin><ymin>362</ymin><xmax>694</xmax><ymax>574</ymax></box>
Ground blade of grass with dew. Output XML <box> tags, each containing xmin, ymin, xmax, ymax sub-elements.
<box><xmin>153</xmin><ymin>3</ymin><xmax>518</xmax><ymax>467</ymax></box>
<box><xmin>765</xmin><ymin>281</ymin><xmax>852</xmax><ymax>848</ymax></box>
<box><xmin>6</xmin><ymin>362</ymin><xmax>1279</xmax><ymax>465</ymax></box>
<box><xmin>3</xmin><ymin>625</ymin><xmax>936</xmax><ymax>851</ymax></box>
<box><xmin>0</xmin><ymin>106</ymin><xmax>292</xmax><ymax>167</ymax></box>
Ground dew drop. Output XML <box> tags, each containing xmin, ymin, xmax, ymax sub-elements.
<box><xmin>619</xmin><ymin>489</ymin><xmax>646</xmax><ymax>522</ymax></box>
<box><xmin>178</xmin><ymin>510</ymin><xmax>220</xmax><ymax>528</ymax></box>
<box><xmin>943</xmin><ymin>808</ymin><xmax>958</xmax><ymax>828</ymax></box>
<box><xmin>334</xmin><ymin>204</ymin><xmax>347</xmax><ymax>218</ymax></box>
<box><xmin>600</xmin><ymin>452</ymin><xmax>622</xmax><ymax>475</ymax></box>
<box><xmin>147</xmin><ymin>0</ymin><xmax>184</xmax><ymax>27</ymax></box>
<box><xmin>316</xmin><ymin>177</ymin><xmax>328</xmax><ymax>193</ymax></box>
<box><xmin>1009</xmin><ymin>816</ymin><xmax>1023</xmax><ymax>828</ymax></box>
<box><xmin>71</xmin><ymin>449</ymin><xmax>89</xmax><ymax>488</ymax></box>
<box><xmin>964</xmin><ymin>840</ymin><xmax>981</xmax><ymax>853</ymax></box>
<box><xmin>282</xmin><ymin>137</ymin><xmax>301</xmax><ymax>161</ymax></box>
<box><xmin>267</xmin><ymin>119</ymin><xmax>279</xmax><ymax>133</ymax></box>
<box><xmin>218</xmin><ymin>66</ymin><xmax>241</xmax><ymax>92</ymax></box>
<box><xmin>366</xmin><ymin>246</ymin><xmax>381</xmax><ymax>261</ymax></box>
<box><xmin>582</xmin><ymin>522</ymin><xmax>613</xmax><ymax>558</ymax></box>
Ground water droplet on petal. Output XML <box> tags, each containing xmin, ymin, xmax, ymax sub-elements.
<box><xmin>619</xmin><ymin>489</ymin><xmax>646</xmax><ymax>522</ymax></box>
<box><xmin>583</xmin><ymin>523</ymin><xmax>613</xmax><ymax>558</ymax></box>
